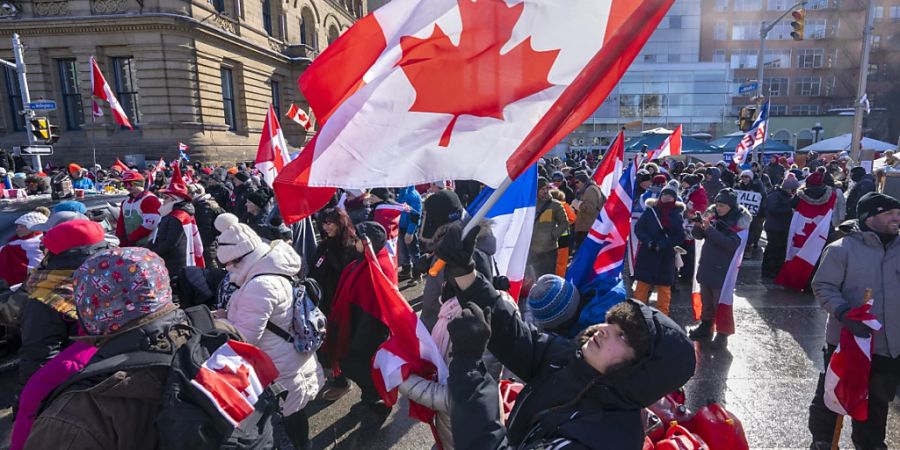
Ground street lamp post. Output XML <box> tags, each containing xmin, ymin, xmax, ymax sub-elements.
<box><xmin>849</xmin><ymin>0</ymin><xmax>875</xmax><ymax>164</ymax></box>
<box><xmin>812</xmin><ymin>122</ymin><xmax>823</xmax><ymax>142</ymax></box>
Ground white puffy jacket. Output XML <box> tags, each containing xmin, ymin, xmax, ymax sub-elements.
<box><xmin>225</xmin><ymin>240</ymin><xmax>324</xmax><ymax>415</ymax></box>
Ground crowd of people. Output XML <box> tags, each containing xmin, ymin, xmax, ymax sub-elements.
<box><xmin>0</xmin><ymin>144</ymin><xmax>898</xmax><ymax>450</ymax></box>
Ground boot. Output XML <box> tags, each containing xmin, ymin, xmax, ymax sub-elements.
<box><xmin>688</xmin><ymin>320</ymin><xmax>713</xmax><ymax>341</ymax></box>
<box><xmin>398</xmin><ymin>265</ymin><xmax>412</xmax><ymax>281</ymax></box>
<box><xmin>711</xmin><ymin>333</ymin><xmax>729</xmax><ymax>348</ymax></box>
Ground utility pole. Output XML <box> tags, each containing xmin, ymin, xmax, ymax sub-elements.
<box><xmin>12</xmin><ymin>33</ymin><xmax>41</xmax><ymax>171</ymax></box>
<box><xmin>849</xmin><ymin>0</ymin><xmax>875</xmax><ymax>164</ymax></box>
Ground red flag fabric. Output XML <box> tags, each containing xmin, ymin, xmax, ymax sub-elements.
<box><xmin>326</xmin><ymin>241</ymin><xmax>448</xmax><ymax>426</ymax></box>
<box><xmin>824</xmin><ymin>296</ymin><xmax>882</xmax><ymax>421</ymax></box>
<box><xmin>286</xmin><ymin>104</ymin><xmax>313</xmax><ymax>131</ymax></box>
<box><xmin>190</xmin><ymin>340</ymin><xmax>279</xmax><ymax>427</ymax></box>
<box><xmin>775</xmin><ymin>192</ymin><xmax>836</xmax><ymax>291</ymax></box>
<box><xmin>255</xmin><ymin>104</ymin><xmax>292</xmax><ymax>188</ymax></box>
<box><xmin>592</xmin><ymin>129</ymin><xmax>624</xmax><ymax>197</ymax></box>
<box><xmin>274</xmin><ymin>0</ymin><xmax>673</xmax><ymax>223</ymax></box>
<box><xmin>111</xmin><ymin>158</ymin><xmax>129</xmax><ymax>173</ymax></box>
<box><xmin>90</xmin><ymin>57</ymin><xmax>133</xmax><ymax>130</ymax></box>
<box><xmin>647</xmin><ymin>125</ymin><xmax>682</xmax><ymax>160</ymax></box>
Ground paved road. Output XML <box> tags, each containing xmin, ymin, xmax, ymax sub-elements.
<box><xmin>1</xmin><ymin>255</ymin><xmax>898</xmax><ymax>449</ymax></box>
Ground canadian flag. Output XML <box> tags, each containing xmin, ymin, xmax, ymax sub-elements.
<box><xmin>178</xmin><ymin>142</ymin><xmax>189</xmax><ymax>152</ymax></box>
<box><xmin>145</xmin><ymin>157</ymin><xmax>166</xmax><ymax>191</ymax></box>
<box><xmin>592</xmin><ymin>129</ymin><xmax>625</xmax><ymax>197</ymax></box>
<box><xmin>91</xmin><ymin>100</ymin><xmax>103</xmax><ymax>119</ymax></box>
<box><xmin>691</xmin><ymin>227</ymin><xmax>749</xmax><ymax>336</ymax></box>
<box><xmin>190</xmin><ymin>339</ymin><xmax>279</xmax><ymax>427</ymax></box>
<box><xmin>647</xmin><ymin>125</ymin><xmax>682</xmax><ymax>160</ymax></box>
<box><xmin>775</xmin><ymin>191</ymin><xmax>836</xmax><ymax>291</ymax></box>
<box><xmin>824</xmin><ymin>293</ymin><xmax>882</xmax><ymax>421</ymax></box>
<box><xmin>286</xmin><ymin>104</ymin><xmax>313</xmax><ymax>131</ymax></box>
<box><xmin>255</xmin><ymin>104</ymin><xmax>293</xmax><ymax>187</ymax></box>
<box><xmin>90</xmin><ymin>57</ymin><xmax>133</xmax><ymax>130</ymax></box>
<box><xmin>273</xmin><ymin>0</ymin><xmax>674</xmax><ymax>223</ymax></box>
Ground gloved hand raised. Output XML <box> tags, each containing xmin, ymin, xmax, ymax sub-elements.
<box><xmin>835</xmin><ymin>305</ymin><xmax>874</xmax><ymax>338</ymax></box>
<box><xmin>434</xmin><ymin>222</ymin><xmax>481</xmax><ymax>278</ymax></box>
<box><xmin>448</xmin><ymin>304</ymin><xmax>492</xmax><ymax>359</ymax></box>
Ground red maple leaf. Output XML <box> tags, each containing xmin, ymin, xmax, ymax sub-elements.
<box><xmin>213</xmin><ymin>363</ymin><xmax>252</xmax><ymax>394</ymax></box>
<box><xmin>396</xmin><ymin>0</ymin><xmax>560</xmax><ymax>147</ymax></box>
<box><xmin>792</xmin><ymin>220</ymin><xmax>819</xmax><ymax>249</ymax></box>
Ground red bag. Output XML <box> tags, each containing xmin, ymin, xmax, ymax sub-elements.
<box><xmin>655</xmin><ymin>424</ymin><xmax>709</xmax><ymax>450</ymax></box>
<box><xmin>498</xmin><ymin>380</ymin><xmax>524</xmax><ymax>424</ymax></box>
<box><xmin>648</xmin><ymin>392</ymin><xmax>693</xmax><ymax>428</ymax></box>
<box><xmin>643</xmin><ymin>436</ymin><xmax>656</xmax><ymax>450</ymax></box>
<box><xmin>687</xmin><ymin>402</ymin><xmax>749</xmax><ymax>450</ymax></box>
<box><xmin>643</xmin><ymin>408</ymin><xmax>666</xmax><ymax>443</ymax></box>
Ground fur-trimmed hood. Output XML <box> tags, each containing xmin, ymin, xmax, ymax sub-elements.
<box><xmin>644</xmin><ymin>198</ymin><xmax>686</xmax><ymax>211</ymax></box>
<box><xmin>705</xmin><ymin>204</ymin><xmax>753</xmax><ymax>231</ymax></box>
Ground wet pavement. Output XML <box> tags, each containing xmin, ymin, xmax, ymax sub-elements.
<box><xmin>0</xmin><ymin>251</ymin><xmax>898</xmax><ymax>449</ymax></box>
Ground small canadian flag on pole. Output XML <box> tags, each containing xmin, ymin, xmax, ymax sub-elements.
<box><xmin>90</xmin><ymin>56</ymin><xmax>133</xmax><ymax>130</ymax></box>
<box><xmin>256</xmin><ymin>104</ymin><xmax>293</xmax><ymax>187</ymax></box>
<box><xmin>178</xmin><ymin>142</ymin><xmax>189</xmax><ymax>152</ymax></box>
<box><xmin>286</xmin><ymin>104</ymin><xmax>313</xmax><ymax>131</ymax></box>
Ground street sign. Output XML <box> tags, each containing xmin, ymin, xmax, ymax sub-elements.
<box><xmin>25</xmin><ymin>100</ymin><xmax>57</xmax><ymax>111</ymax></box>
<box><xmin>738</xmin><ymin>83</ymin><xmax>759</xmax><ymax>95</ymax></box>
<box><xmin>13</xmin><ymin>145</ymin><xmax>53</xmax><ymax>155</ymax></box>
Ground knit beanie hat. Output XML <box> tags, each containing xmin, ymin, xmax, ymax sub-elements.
<box><xmin>537</xmin><ymin>177</ymin><xmax>549</xmax><ymax>188</ymax></box>
<box><xmin>857</xmin><ymin>192</ymin><xmax>900</xmax><ymax>225</ymax></box>
<box><xmin>368</xmin><ymin>187</ymin><xmax>393</xmax><ymax>202</ymax></box>
<box><xmin>660</xmin><ymin>186</ymin><xmax>679</xmax><ymax>201</ymax></box>
<box><xmin>850</xmin><ymin>166</ymin><xmax>867</xmax><ymax>183</ymax></box>
<box><xmin>42</xmin><ymin>219</ymin><xmax>106</xmax><ymax>255</ymax></box>
<box><xmin>52</xmin><ymin>200</ymin><xmax>88</xmax><ymax>214</ymax></box>
<box><xmin>355</xmin><ymin>221</ymin><xmax>387</xmax><ymax>253</ymax></box>
<box><xmin>781</xmin><ymin>173</ymin><xmax>800</xmax><ymax>192</ymax></box>
<box><xmin>714</xmin><ymin>188</ymin><xmax>739</xmax><ymax>210</ymax></box>
<box><xmin>15</xmin><ymin>211</ymin><xmax>47</xmax><ymax>229</ymax></box>
<box><xmin>651</xmin><ymin>174</ymin><xmax>667</xmax><ymax>186</ymax></box>
<box><xmin>246</xmin><ymin>188</ymin><xmax>273</xmax><ymax>210</ymax></box>
<box><xmin>422</xmin><ymin>189</ymin><xmax>464</xmax><ymax>239</ymax></box>
<box><xmin>527</xmin><ymin>274</ymin><xmax>581</xmax><ymax>330</ymax></box>
<box><xmin>30</xmin><ymin>211</ymin><xmax>88</xmax><ymax>232</ymax></box>
<box><xmin>805</xmin><ymin>171</ymin><xmax>824</xmax><ymax>187</ymax></box>
<box><xmin>234</xmin><ymin>172</ymin><xmax>250</xmax><ymax>182</ymax></box>
<box><xmin>635</xmin><ymin>170</ymin><xmax>652</xmax><ymax>185</ymax></box>
<box><xmin>739</xmin><ymin>169</ymin><xmax>753</xmax><ymax>179</ymax></box>
<box><xmin>215</xmin><ymin>213</ymin><xmax>263</xmax><ymax>264</ymax></box>
<box><xmin>682</xmin><ymin>174</ymin><xmax>701</xmax><ymax>186</ymax></box>
<box><xmin>74</xmin><ymin>247</ymin><xmax>174</xmax><ymax>336</ymax></box>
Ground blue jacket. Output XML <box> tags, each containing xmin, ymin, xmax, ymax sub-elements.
<box><xmin>71</xmin><ymin>177</ymin><xmax>94</xmax><ymax>190</ymax></box>
<box><xmin>396</xmin><ymin>186</ymin><xmax>422</xmax><ymax>235</ymax></box>
<box><xmin>633</xmin><ymin>200</ymin><xmax>686</xmax><ymax>286</ymax></box>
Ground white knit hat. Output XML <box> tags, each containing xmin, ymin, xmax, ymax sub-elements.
<box><xmin>15</xmin><ymin>211</ymin><xmax>48</xmax><ymax>229</ymax></box>
<box><xmin>214</xmin><ymin>213</ymin><xmax>262</xmax><ymax>264</ymax></box>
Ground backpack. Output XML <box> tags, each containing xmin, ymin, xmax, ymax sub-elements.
<box><xmin>44</xmin><ymin>306</ymin><xmax>284</xmax><ymax>450</ymax></box>
<box><xmin>257</xmin><ymin>274</ymin><xmax>327</xmax><ymax>354</ymax></box>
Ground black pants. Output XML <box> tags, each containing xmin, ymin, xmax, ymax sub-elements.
<box><xmin>282</xmin><ymin>409</ymin><xmax>310</xmax><ymax>450</ymax></box>
<box><xmin>762</xmin><ymin>230</ymin><xmax>788</xmax><ymax>277</ymax></box>
<box><xmin>341</xmin><ymin>354</ymin><xmax>383</xmax><ymax>404</ymax></box>
<box><xmin>809</xmin><ymin>345</ymin><xmax>900</xmax><ymax>449</ymax></box>
<box><xmin>748</xmin><ymin>215</ymin><xmax>765</xmax><ymax>248</ymax></box>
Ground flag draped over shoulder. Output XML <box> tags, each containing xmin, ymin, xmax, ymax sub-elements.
<box><xmin>775</xmin><ymin>191</ymin><xmax>835</xmax><ymax>291</ymax></box>
<box><xmin>824</xmin><ymin>295</ymin><xmax>882</xmax><ymax>421</ymax></box>
<box><xmin>690</xmin><ymin>228</ymin><xmax>748</xmax><ymax>335</ymax></box>
<box><xmin>467</xmin><ymin>164</ymin><xmax>538</xmax><ymax>300</ymax></box>
<box><xmin>274</xmin><ymin>0</ymin><xmax>674</xmax><ymax>223</ymax></box>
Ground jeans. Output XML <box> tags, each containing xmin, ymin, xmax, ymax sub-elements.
<box><xmin>398</xmin><ymin>231</ymin><xmax>420</xmax><ymax>268</ymax></box>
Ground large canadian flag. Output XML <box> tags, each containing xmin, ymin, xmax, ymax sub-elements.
<box><xmin>255</xmin><ymin>104</ymin><xmax>293</xmax><ymax>187</ymax></box>
<box><xmin>90</xmin><ymin>57</ymin><xmax>133</xmax><ymax>130</ymax></box>
<box><xmin>824</xmin><ymin>294</ymin><xmax>882</xmax><ymax>421</ymax></box>
<box><xmin>647</xmin><ymin>124</ymin><xmax>682</xmax><ymax>160</ymax></box>
<box><xmin>775</xmin><ymin>192</ymin><xmax>836</xmax><ymax>291</ymax></box>
<box><xmin>274</xmin><ymin>0</ymin><xmax>674</xmax><ymax>223</ymax></box>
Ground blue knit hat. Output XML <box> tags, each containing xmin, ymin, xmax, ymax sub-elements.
<box><xmin>52</xmin><ymin>200</ymin><xmax>87</xmax><ymax>214</ymax></box>
<box><xmin>527</xmin><ymin>274</ymin><xmax>581</xmax><ymax>330</ymax></box>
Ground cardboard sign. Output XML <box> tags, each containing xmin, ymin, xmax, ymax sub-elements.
<box><xmin>736</xmin><ymin>190</ymin><xmax>762</xmax><ymax>216</ymax></box>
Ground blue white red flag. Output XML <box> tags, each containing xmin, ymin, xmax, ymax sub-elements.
<box><xmin>592</xmin><ymin>129</ymin><xmax>624</xmax><ymax>198</ymax></box>
<box><xmin>567</xmin><ymin>145</ymin><xmax>634</xmax><ymax>289</ymax></box>
<box><xmin>468</xmin><ymin>165</ymin><xmax>537</xmax><ymax>300</ymax></box>
<box><xmin>733</xmin><ymin>101</ymin><xmax>768</xmax><ymax>165</ymax></box>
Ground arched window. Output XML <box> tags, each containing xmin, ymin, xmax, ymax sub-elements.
<box><xmin>327</xmin><ymin>25</ymin><xmax>339</xmax><ymax>45</ymax></box>
<box><xmin>773</xmin><ymin>129</ymin><xmax>792</xmax><ymax>145</ymax></box>
<box><xmin>354</xmin><ymin>0</ymin><xmax>363</xmax><ymax>17</ymax></box>
<box><xmin>796</xmin><ymin>130</ymin><xmax>814</xmax><ymax>150</ymax></box>
<box><xmin>300</xmin><ymin>8</ymin><xmax>317</xmax><ymax>49</ymax></box>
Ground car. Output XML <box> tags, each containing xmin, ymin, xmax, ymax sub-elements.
<box><xmin>0</xmin><ymin>193</ymin><xmax>127</xmax><ymax>244</ymax></box>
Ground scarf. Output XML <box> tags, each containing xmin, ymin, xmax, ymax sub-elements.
<box><xmin>655</xmin><ymin>201</ymin><xmax>676</xmax><ymax>228</ymax></box>
<box><xmin>680</xmin><ymin>183</ymin><xmax>701</xmax><ymax>203</ymax></box>
<box><xmin>25</xmin><ymin>269</ymin><xmax>77</xmax><ymax>321</ymax></box>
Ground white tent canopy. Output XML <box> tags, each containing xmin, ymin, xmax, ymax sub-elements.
<box><xmin>798</xmin><ymin>133</ymin><xmax>896</xmax><ymax>153</ymax></box>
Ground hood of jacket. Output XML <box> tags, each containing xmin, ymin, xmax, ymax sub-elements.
<box><xmin>643</xmin><ymin>199</ymin><xmax>686</xmax><ymax>211</ymax></box>
<box><xmin>229</xmin><ymin>239</ymin><xmax>301</xmax><ymax>286</ymax></box>
<box><xmin>706</xmin><ymin>204</ymin><xmax>753</xmax><ymax>231</ymax></box>
<box><xmin>798</xmin><ymin>185</ymin><xmax>834</xmax><ymax>205</ymax></box>
<box><xmin>475</xmin><ymin>219</ymin><xmax>496</xmax><ymax>256</ymax></box>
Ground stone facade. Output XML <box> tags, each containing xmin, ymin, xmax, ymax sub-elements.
<box><xmin>0</xmin><ymin>0</ymin><xmax>364</xmax><ymax>167</ymax></box>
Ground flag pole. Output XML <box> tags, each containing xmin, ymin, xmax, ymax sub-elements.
<box><xmin>428</xmin><ymin>175</ymin><xmax>514</xmax><ymax>277</ymax></box>
<box><xmin>831</xmin><ymin>416</ymin><xmax>843</xmax><ymax>450</ymax></box>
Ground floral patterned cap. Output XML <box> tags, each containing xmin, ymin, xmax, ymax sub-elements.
<box><xmin>74</xmin><ymin>247</ymin><xmax>173</xmax><ymax>336</ymax></box>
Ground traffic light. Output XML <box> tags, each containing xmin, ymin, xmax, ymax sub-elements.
<box><xmin>738</xmin><ymin>106</ymin><xmax>756</xmax><ymax>132</ymax></box>
<box><xmin>29</xmin><ymin>117</ymin><xmax>59</xmax><ymax>144</ymax></box>
<box><xmin>790</xmin><ymin>9</ymin><xmax>805</xmax><ymax>40</ymax></box>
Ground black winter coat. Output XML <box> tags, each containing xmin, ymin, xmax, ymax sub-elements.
<box><xmin>845</xmin><ymin>174</ymin><xmax>876</xmax><ymax>220</ymax></box>
<box><xmin>764</xmin><ymin>188</ymin><xmax>794</xmax><ymax>233</ymax></box>
<box><xmin>309</xmin><ymin>240</ymin><xmax>360</xmax><ymax>315</ymax></box>
<box><xmin>232</xmin><ymin>183</ymin><xmax>255</xmax><ymax>220</ymax></box>
<box><xmin>149</xmin><ymin>202</ymin><xmax>195</xmax><ymax>281</ymax></box>
<box><xmin>766</xmin><ymin>163</ymin><xmax>786</xmax><ymax>186</ymax></box>
<box><xmin>193</xmin><ymin>196</ymin><xmax>224</xmax><ymax>267</ymax></box>
<box><xmin>206</xmin><ymin>183</ymin><xmax>233</xmax><ymax>213</ymax></box>
<box><xmin>692</xmin><ymin>206</ymin><xmax>751</xmax><ymax>288</ymax></box>
<box><xmin>449</xmin><ymin>274</ymin><xmax>696</xmax><ymax>450</ymax></box>
<box><xmin>633</xmin><ymin>200</ymin><xmax>686</xmax><ymax>286</ymax></box>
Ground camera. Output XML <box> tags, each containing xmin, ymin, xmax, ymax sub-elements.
<box><xmin>690</xmin><ymin>212</ymin><xmax>704</xmax><ymax>223</ymax></box>
<box><xmin>493</xmin><ymin>276</ymin><xmax>511</xmax><ymax>291</ymax></box>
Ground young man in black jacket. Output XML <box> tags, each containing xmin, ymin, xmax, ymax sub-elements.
<box><xmin>434</xmin><ymin>224</ymin><xmax>696</xmax><ymax>449</ymax></box>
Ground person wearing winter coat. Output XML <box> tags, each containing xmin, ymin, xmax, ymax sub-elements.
<box><xmin>689</xmin><ymin>189</ymin><xmax>752</xmax><ymax>345</ymax></box>
<box><xmin>24</xmin><ymin>247</ymin><xmax>184</xmax><ymax>450</ymax></box>
<box><xmin>245</xmin><ymin>187</ymin><xmax>292</xmax><ymax>242</ymax></box>
<box><xmin>67</xmin><ymin>164</ymin><xmax>94</xmax><ymax>191</ymax></box>
<box><xmin>190</xmin><ymin>184</ymin><xmax>224</xmax><ymax>268</ymax></box>
<box><xmin>115</xmin><ymin>171</ymin><xmax>162</xmax><ymax>247</ymax></box>
<box><xmin>17</xmin><ymin>220</ymin><xmax>108</xmax><ymax>393</ymax></box>
<box><xmin>367</xmin><ymin>187</ymin><xmax>404</xmax><ymax>269</ymax></box>
<box><xmin>633</xmin><ymin>186</ymin><xmax>686</xmax><ymax>315</ymax></box>
<box><xmin>571</xmin><ymin>172</ymin><xmax>605</xmax><ymax>252</ymax></box>
<box><xmin>419</xmin><ymin>189</ymin><xmax>466</xmax><ymax>331</ymax></box>
<box><xmin>149</xmin><ymin>174</ymin><xmax>204</xmax><ymax>290</ymax></box>
<box><xmin>527</xmin><ymin>273</ymin><xmax>627</xmax><ymax>339</ymax></box>
<box><xmin>735</xmin><ymin>169</ymin><xmax>767</xmax><ymax>251</ymax></box>
<box><xmin>702</xmin><ymin>167</ymin><xmax>725</xmax><ymax>206</ymax></box>
<box><xmin>807</xmin><ymin>192</ymin><xmax>900</xmax><ymax>450</ymax></box>
<box><xmin>762</xmin><ymin>175</ymin><xmax>799</xmax><ymax>278</ymax></box>
<box><xmin>230</xmin><ymin>172</ymin><xmax>256</xmax><ymax>220</ymax></box>
<box><xmin>845</xmin><ymin>167</ymin><xmax>877</xmax><ymax>220</ymax></box>
<box><xmin>397</xmin><ymin>186</ymin><xmax>423</xmax><ymax>282</ymax></box>
<box><xmin>529</xmin><ymin>177</ymin><xmax>569</xmax><ymax>279</ymax></box>
<box><xmin>430</xmin><ymin>224</ymin><xmax>695</xmax><ymax>450</ymax></box>
<box><xmin>215</xmin><ymin>213</ymin><xmax>324</xmax><ymax>450</ymax></box>
<box><xmin>766</xmin><ymin>159</ymin><xmax>786</xmax><ymax>186</ymax></box>
<box><xmin>790</xmin><ymin>170</ymin><xmax>836</xmax><ymax>239</ymax></box>
<box><xmin>0</xmin><ymin>212</ymin><xmax>47</xmax><ymax>286</ymax></box>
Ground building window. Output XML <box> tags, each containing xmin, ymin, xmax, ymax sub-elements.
<box><xmin>619</xmin><ymin>95</ymin><xmax>641</xmax><ymax>118</ymax></box>
<box><xmin>270</xmin><ymin>80</ymin><xmax>281</xmax><ymax>117</ymax></box>
<box><xmin>262</xmin><ymin>0</ymin><xmax>273</xmax><ymax>36</ymax></box>
<box><xmin>300</xmin><ymin>10</ymin><xmax>318</xmax><ymax>50</ymax></box>
<box><xmin>795</xmin><ymin>76</ymin><xmax>821</xmax><ymax>96</ymax></box>
<box><xmin>713</xmin><ymin>49</ymin><xmax>727</xmax><ymax>63</ymax></box>
<box><xmin>668</xmin><ymin>16</ymin><xmax>683</xmax><ymax>29</ymax></box>
<box><xmin>872</xmin><ymin>34</ymin><xmax>881</xmax><ymax>48</ymax></box>
<box><xmin>805</xmin><ymin>19</ymin><xmax>827</xmax><ymax>39</ymax></box>
<box><xmin>773</xmin><ymin>129</ymin><xmax>792</xmax><ymax>142</ymax></box>
<box><xmin>327</xmin><ymin>26</ymin><xmax>340</xmax><ymax>45</ymax></box>
<box><xmin>769</xmin><ymin>20</ymin><xmax>794</xmax><ymax>39</ymax></box>
<box><xmin>643</xmin><ymin>54</ymin><xmax>656</xmax><ymax>62</ymax></box>
<box><xmin>797</xmin><ymin>48</ymin><xmax>824</xmax><ymax>68</ymax></box>
<box><xmin>221</xmin><ymin>67</ymin><xmax>237</xmax><ymax>131</ymax></box>
<box><xmin>715</xmin><ymin>21</ymin><xmax>728</xmax><ymax>40</ymax></box>
<box><xmin>793</xmin><ymin>105</ymin><xmax>819</xmax><ymax>116</ymax></box>
<box><xmin>796</xmin><ymin>129</ymin><xmax>814</xmax><ymax>147</ymax></box>
<box><xmin>731</xmin><ymin>21</ymin><xmax>759</xmax><ymax>40</ymax></box>
<box><xmin>642</xmin><ymin>94</ymin><xmax>667</xmax><ymax>117</ymax></box>
<box><xmin>764</xmin><ymin>77</ymin><xmax>789</xmax><ymax>96</ymax></box>
<box><xmin>354</xmin><ymin>0</ymin><xmax>363</xmax><ymax>17</ymax></box>
<box><xmin>56</xmin><ymin>59</ymin><xmax>84</xmax><ymax>131</ymax></box>
<box><xmin>112</xmin><ymin>57</ymin><xmax>140</xmax><ymax>126</ymax></box>
<box><xmin>4</xmin><ymin>67</ymin><xmax>24</xmax><ymax>131</ymax></box>
<box><xmin>769</xmin><ymin>105</ymin><xmax>788</xmax><ymax>116</ymax></box>
<box><xmin>868</xmin><ymin>63</ymin><xmax>879</xmax><ymax>78</ymax></box>
<box><xmin>715</xmin><ymin>0</ymin><xmax>729</xmax><ymax>10</ymax></box>
<box><xmin>874</xmin><ymin>6</ymin><xmax>883</xmax><ymax>22</ymax></box>
<box><xmin>764</xmin><ymin>49</ymin><xmax>791</xmax><ymax>68</ymax></box>
<box><xmin>211</xmin><ymin>0</ymin><xmax>225</xmax><ymax>13</ymax></box>
<box><xmin>730</xmin><ymin>49</ymin><xmax>758</xmax><ymax>69</ymax></box>
<box><xmin>734</xmin><ymin>0</ymin><xmax>762</xmax><ymax>11</ymax></box>
<box><xmin>768</xmin><ymin>0</ymin><xmax>788</xmax><ymax>10</ymax></box>
<box><xmin>890</xmin><ymin>6</ymin><xmax>900</xmax><ymax>21</ymax></box>
<box><xmin>807</xmin><ymin>0</ymin><xmax>828</xmax><ymax>9</ymax></box>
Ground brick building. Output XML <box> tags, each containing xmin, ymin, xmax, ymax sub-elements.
<box><xmin>0</xmin><ymin>0</ymin><xmax>363</xmax><ymax>167</ymax></box>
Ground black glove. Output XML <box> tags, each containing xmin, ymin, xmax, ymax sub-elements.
<box><xmin>835</xmin><ymin>305</ymin><xmax>873</xmax><ymax>338</ymax></box>
<box><xmin>448</xmin><ymin>304</ymin><xmax>492</xmax><ymax>359</ymax></box>
<box><xmin>434</xmin><ymin>222</ymin><xmax>480</xmax><ymax>278</ymax></box>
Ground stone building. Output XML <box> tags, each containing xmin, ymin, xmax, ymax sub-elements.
<box><xmin>0</xmin><ymin>0</ymin><xmax>364</xmax><ymax>167</ymax></box>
